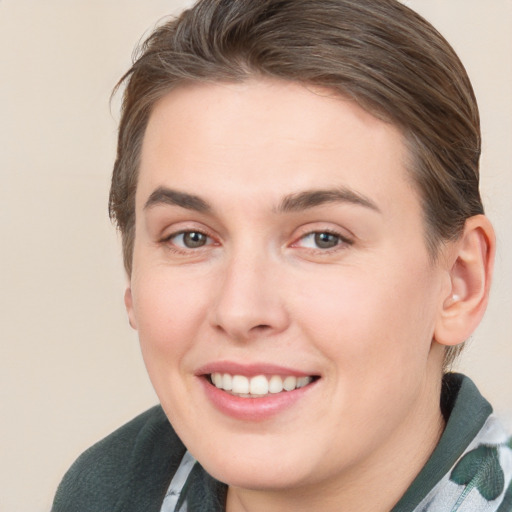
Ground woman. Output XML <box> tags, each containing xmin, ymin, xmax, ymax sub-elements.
<box><xmin>52</xmin><ymin>1</ymin><xmax>511</xmax><ymax>510</ymax></box>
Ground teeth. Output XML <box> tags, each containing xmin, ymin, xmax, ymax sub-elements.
<box><xmin>269</xmin><ymin>375</ymin><xmax>283</xmax><ymax>393</ymax></box>
<box><xmin>283</xmin><ymin>376</ymin><xmax>297</xmax><ymax>391</ymax></box>
<box><xmin>222</xmin><ymin>373</ymin><xmax>232</xmax><ymax>391</ymax></box>
<box><xmin>297</xmin><ymin>376</ymin><xmax>310</xmax><ymax>388</ymax></box>
<box><xmin>249</xmin><ymin>375</ymin><xmax>269</xmax><ymax>395</ymax></box>
<box><xmin>213</xmin><ymin>373</ymin><xmax>223</xmax><ymax>388</ymax></box>
<box><xmin>210</xmin><ymin>373</ymin><xmax>314</xmax><ymax>397</ymax></box>
<box><xmin>232</xmin><ymin>375</ymin><xmax>249</xmax><ymax>394</ymax></box>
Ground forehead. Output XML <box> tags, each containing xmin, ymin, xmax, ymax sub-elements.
<box><xmin>138</xmin><ymin>78</ymin><xmax>417</xmax><ymax>214</ymax></box>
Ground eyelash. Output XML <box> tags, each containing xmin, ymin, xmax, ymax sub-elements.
<box><xmin>160</xmin><ymin>229</ymin><xmax>216</xmax><ymax>253</ymax></box>
<box><xmin>292</xmin><ymin>229</ymin><xmax>353</xmax><ymax>253</ymax></box>
<box><xmin>160</xmin><ymin>227</ymin><xmax>353</xmax><ymax>256</ymax></box>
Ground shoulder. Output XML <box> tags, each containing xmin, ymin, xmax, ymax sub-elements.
<box><xmin>52</xmin><ymin>406</ymin><xmax>186</xmax><ymax>512</ymax></box>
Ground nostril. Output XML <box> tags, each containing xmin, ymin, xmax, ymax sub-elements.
<box><xmin>250</xmin><ymin>324</ymin><xmax>273</xmax><ymax>333</ymax></box>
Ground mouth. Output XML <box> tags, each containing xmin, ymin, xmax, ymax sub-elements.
<box><xmin>207</xmin><ymin>372</ymin><xmax>319</xmax><ymax>398</ymax></box>
<box><xmin>198</xmin><ymin>365</ymin><xmax>321</xmax><ymax>421</ymax></box>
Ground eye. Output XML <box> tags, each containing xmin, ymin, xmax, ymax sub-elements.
<box><xmin>295</xmin><ymin>231</ymin><xmax>351</xmax><ymax>250</ymax></box>
<box><xmin>167</xmin><ymin>230</ymin><xmax>213</xmax><ymax>249</ymax></box>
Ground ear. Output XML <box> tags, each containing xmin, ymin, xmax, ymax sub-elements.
<box><xmin>124</xmin><ymin>286</ymin><xmax>138</xmax><ymax>330</ymax></box>
<box><xmin>434</xmin><ymin>215</ymin><xmax>495</xmax><ymax>347</ymax></box>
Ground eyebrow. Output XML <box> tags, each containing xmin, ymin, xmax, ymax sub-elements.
<box><xmin>144</xmin><ymin>187</ymin><xmax>211</xmax><ymax>213</ymax></box>
<box><xmin>143</xmin><ymin>186</ymin><xmax>380</xmax><ymax>215</ymax></box>
<box><xmin>276</xmin><ymin>188</ymin><xmax>381</xmax><ymax>213</ymax></box>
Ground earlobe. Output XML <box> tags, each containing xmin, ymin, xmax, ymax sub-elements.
<box><xmin>124</xmin><ymin>286</ymin><xmax>138</xmax><ymax>330</ymax></box>
<box><xmin>434</xmin><ymin>215</ymin><xmax>495</xmax><ymax>347</ymax></box>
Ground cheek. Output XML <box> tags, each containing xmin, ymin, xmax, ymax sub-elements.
<box><xmin>130</xmin><ymin>270</ymin><xmax>216</xmax><ymax>417</ymax></box>
<box><xmin>131</xmin><ymin>271</ymin><xmax>211</xmax><ymax>361</ymax></box>
<box><xmin>294</xmin><ymin>260</ymin><xmax>438</xmax><ymax>369</ymax></box>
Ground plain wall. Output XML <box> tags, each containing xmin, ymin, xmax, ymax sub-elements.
<box><xmin>0</xmin><ymin>2</ymin><xmax>510</xmax><ymax>511</ymax></box>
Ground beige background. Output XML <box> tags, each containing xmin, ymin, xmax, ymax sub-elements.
<box><xmin>0</xmin><ymin>1</ymin><xmax>510</xmax><ymax>511</ymax></box>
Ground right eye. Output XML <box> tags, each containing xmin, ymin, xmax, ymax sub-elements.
<box><xmin>297</xmin><ymin>231</ymin><xmax>344</xmax><ymax>250</ymax></box>
<box><xmin>166</xmin><ymin>230</ymin><xmax>213</xmax><ymax>249</ymax></box>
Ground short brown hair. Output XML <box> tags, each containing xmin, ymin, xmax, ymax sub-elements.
<box><xmin>109</xmin><ymin>0</ymin><xmax>484</xmax><ymax>367</ymax></box>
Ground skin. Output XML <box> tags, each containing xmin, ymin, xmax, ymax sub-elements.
<box><xmin>125</xmin><ymin>78</ymin><xmax>474</xmax><ymax>511</ymax></box>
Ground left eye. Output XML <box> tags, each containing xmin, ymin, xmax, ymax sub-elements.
<box><xmin>169</xmin><ymin>231</ymin><xmax>212</xmax><ymax>249</ymax></box>
<box><xmin>297</xmin><ymin>231</ymin><xmax>345</xmax><ymax>249</ymax></box>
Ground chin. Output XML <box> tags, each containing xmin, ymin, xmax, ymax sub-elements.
<box><xmin>208</xmin><ymin>461</ymin><xmax>313</xmax><ymax>491</ymax></box>
<box><xmin>189</xmin><ymin>434</ymin><xmax>327</xmax><ymax>492</ymax></box>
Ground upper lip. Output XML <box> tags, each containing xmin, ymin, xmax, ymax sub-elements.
<box><xmin>196</xmin><ymin>361</ymin><xmax>318</xmax><ymax>378</ymax></box>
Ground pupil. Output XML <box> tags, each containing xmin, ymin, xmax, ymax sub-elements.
<box><xmin>184</xmin><ymin>232</ymin><xmax>206</xmax><ymax>248</ymax></box>
<box><xmin>314</xmin><ymin>232</ymin><xmax>338</xmax><ymax>249</ymax></box>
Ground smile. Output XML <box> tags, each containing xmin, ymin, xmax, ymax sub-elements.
<box><xmin>209</xmin><ymin>373</ymin><xmax>314</xmax><ymax>397</ymax></box>
<box><xmin>199</xmin><ymin>365</ymin><xmax>320</xmax><ymax>421</ymax></box>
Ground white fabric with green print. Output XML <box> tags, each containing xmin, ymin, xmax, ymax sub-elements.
<box><xmin>414</xmin><ymin>414</ymin><xmax>512</xmax><ymax>511</ymax></box>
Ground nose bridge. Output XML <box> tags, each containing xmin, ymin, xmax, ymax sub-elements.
<box><xmin>211</xmin><ymin>238</ymin><xmax>289</xmax><ymax>340</ymax></box>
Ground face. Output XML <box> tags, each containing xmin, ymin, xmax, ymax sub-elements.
<box><xmin>126</xmin><ymin>79</ymin><xmax>448</xmax><ymax>494</ymax></box>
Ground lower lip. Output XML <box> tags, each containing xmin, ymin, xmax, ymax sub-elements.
<box><xmin>200</xmin><ymin>377</ymin><xmax>318</xmax><ymax>422</ymax></box>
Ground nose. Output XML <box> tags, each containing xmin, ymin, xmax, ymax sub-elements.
<box><xmin>210</xmin><ymin>249</ymin><xmax>290</xmax><ymax>342</ymax></box>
